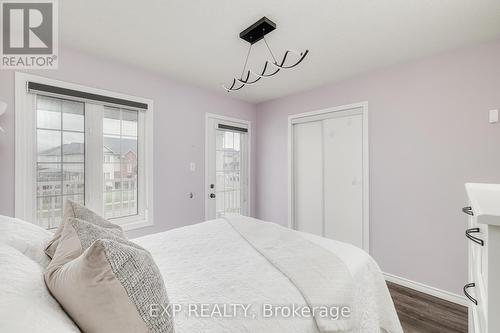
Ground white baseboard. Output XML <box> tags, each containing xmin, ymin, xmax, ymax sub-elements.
<box><xmin>384</xmin><ymin>272</ymin><xmax>469</xmax><ymax>307</ymax></box>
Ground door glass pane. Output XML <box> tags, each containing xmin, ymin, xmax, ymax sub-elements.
<box><xmin>103</xmin><ymin>107</ymin><xmax>139</xmax><ymax>219</ymax></box>
<box><xmin>36</xmin><ymin>96</ymin><xmax>85</xmax><ymax>229</ymax></box>
<box><xmin>215</xmin><ymin>128</ymin><xmax>245</xmax><ymax>218</ymax></box>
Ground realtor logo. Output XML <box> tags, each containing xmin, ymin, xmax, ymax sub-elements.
<box><xmin>1</xmin><ymin>0</ymin><xmax>58</xmax><ymax>69</ymax></box>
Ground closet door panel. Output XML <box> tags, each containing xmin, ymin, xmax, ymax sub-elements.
<box><xmin>323</xmin><ymin>114</ymin><xmax>363</xmax><ymax>247</ymax></box>
<box><xmin>293</xmin><ymin>121</ymin><xmax>323</xmax><ymax>236</ymax></box>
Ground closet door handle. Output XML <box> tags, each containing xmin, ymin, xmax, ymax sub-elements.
<box><xmin>462</xmin><ymin>206</ymin><xmax>474</xmax><ymax>216</ymax></box>
<box><xmin>463</xmin><ymin>283</ymin><xmax>478</xmax><ymax>305</ymax></box>
<box><xmin>466</xmin><ymin>228</ymin><xmax>484</xmax><ymax>246</ymax></box>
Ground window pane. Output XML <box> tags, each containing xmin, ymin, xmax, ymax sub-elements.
<box><xmin>37</xmin><ymin>95</ymin><xmax>61</xmax><ymax>111</ymax></box>
<box><xmin>103</xmin><ymin>107</ymin><xmax>121</xmax><ymax>135</ymax></box>
<box><xmin>216</xmin><ymin>150</ymin><xmax>224</xmax><ymax>171</ymax></box>
<box><xmin>225</xmin><ymin>152</ymin><xmax>239</xmax><ymax>171</ymax></box>
<box><xmin>37</xmin><ymin>129</ymin><xmax>61</xmax><ymax>162</ymax></box>
<box><xmin>103</xmin><ymin>108</ymin><xmax>139</xmax><ymax>219</ymax></box>
<box><xmin>214</xmin><ymin>128</ymin><xmax>244</xmax><ymax>217</ymax></box>
<box><xmin>103</xmin><ymin>136</ymin><xmax>121</xmax><ymax>161</ymax></box>
<box><xmin>103</xmin><ymin>163</ymin><xmax>121</xmax><ymax>190</ymax></box>
<box><xmin>62</xmin><ymin>100</ymin><xmax>84</xmax><ymax>132</ymax></box>
<box><xmin>37</xmin><ymin>163</ymin><xmax>62</xmax><ymax>197</ymax></box>
<box><xmin>37</xmin><ymin>109</ymin><xmax>61</xmax><ymax>130</ymax></box>
<box><xmin>216</xmin><ymin>172</ymin><xmax>224</xmax><ymax>192</ymax></box>
<box><xmin>37</xmin><ymin>96</ymin><xmax>61</xmax><ymax>130</ymax></box>
<box><xmin>234</xmin><ymin>133</ymin><xmax>240</xmax><ymax>151</ymax></box>
<box><xmin>121</xmin><ymin>137</ymin><xmax>137</xmax><ymax>156</ymax></box>
<box><xmin>124</xmin><ymin>190</ymin><xmax>137</xmax><ymax>216</ymax></box>
<box><xmin>104</xmin><ymin>191</ymin><xmax>122</xmax><ymax>219</ymax></box>
<box><xmin>216</xmin><ymin>131</ymin><xmax>224</xmax><ymax>150</ymax></box>
<box><xmin>225</xmin><ymin>172</ymin><xmax>240</xmax><ymax>190</ymax></box>
<box><xmin>122</xmin><ymin>110</ymin><xmax>138</xmax><ymax>137</ymax></box>
<box><xmin>225</xmin><ymin>131</ymin><xmax>234</xmax><ymax>148</ymax></box>
<box><xmin>37</xmin><ymin>196</ymin><xmax>62</xmax><ymax>230</ymax></box>
<box><xmin>63</xmin><ymin>132</ymin><xmax>84</xmax><ymax>163</ymax></box>
<box><xmin>63</xmin><ymin>164</ymin><xmax>84</xmax><ymax>195</ymax></box>
<box><xmin>36</xmin><ymin>95</ymin><xmax>85</xmax><ymax>230</ymax></box>
<box><xmin>64</xmin><ymin>194</ymin><xmax>84</xmax><ymax>206</ymax></box>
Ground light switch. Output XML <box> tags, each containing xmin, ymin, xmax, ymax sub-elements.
<box><xmin>189</xmin><ymin>162</ymin><xmax>196</xmax><ymax>172</ymax></box>
<box><xmin>489</xmin><ymin>109</ymin><xmax>498</xmax><ymax>124</ymax></box>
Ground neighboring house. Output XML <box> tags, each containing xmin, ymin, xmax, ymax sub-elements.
<box><xmin>38</xmin><ymin>137</ymin><xmax>138</xmax><ymax>196</ymax></box>
<box><xmin>103</xmin><ymin>137</ymin><xmax>138</xmax><ymax>191</ymax></box>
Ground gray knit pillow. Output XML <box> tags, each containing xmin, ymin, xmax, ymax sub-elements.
<box><xmin>45</xmin><ymin>200</ymin><xmax>125</xmax><ymax>258</ymax></box>
<box><xmin>45</xmin><ymin>218</ymin><xmax>174</xmax><ymax>333</ymax></box>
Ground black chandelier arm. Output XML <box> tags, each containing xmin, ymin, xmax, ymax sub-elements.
<box><xmin>271</xmin><ymin>49</ymin><xmax>309</xmax><ymax>69</ymax></box>
<box><xmin>250</xmin><ymin>61</ymin><xmax>281</xmax><ymax>78</ymax></box>
<box><xmin>236</xmin><ymin>70</ymin><xmax>262</xmax><ymax>85</ymax></box>
<box><xmin>222</xmin><ymin>78</ymin><xmax>245</xmax><ymax>92</ymax></box>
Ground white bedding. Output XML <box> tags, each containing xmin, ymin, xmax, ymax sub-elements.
<box><xmin>134</xmin><ymin>218</ymin><xmax>403</xmax><ymax>333</ymax></box>
<box><xmin>0</xmin><ymin>214</ymin><xmax>402</xmax><ymax>333</ymax></box>
<box><xmin>0</xmin><ymin>244</ymin><xmax>80</xmax><ymax>333</ymax></box>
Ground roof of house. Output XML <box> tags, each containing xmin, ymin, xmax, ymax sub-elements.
<box><xmin>39</xmin><ymin>137</ymin><xmax>137</xmax><ymax>156</ymax></box>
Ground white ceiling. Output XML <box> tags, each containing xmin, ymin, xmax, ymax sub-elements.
<box><xmin>60</xmin><ymin>0</ymin><xmax>500</xmax><ymax>103</ymax></box>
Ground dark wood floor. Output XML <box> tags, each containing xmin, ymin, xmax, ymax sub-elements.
<box><xmin>387</xmin><ymin>281</ymin><xmax>468</xmax><ymax>333</ymax></box>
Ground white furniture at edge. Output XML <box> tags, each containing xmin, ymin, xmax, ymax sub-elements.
<box><xmin>464</xmin><ymin>183</ymin><xmax>500</xmax><ymax>333</ymax></box>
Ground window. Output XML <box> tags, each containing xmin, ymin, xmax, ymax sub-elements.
<box><xmin>103</xmin><ymin>107</ymin><xmax>138</xmax><ymax>219</ymax></box>
<box><xmin>36</xmin><ymin>96</ymin><xmax>85</xmax><ymax>229</ymax></box>
<box><xmin>16</xmin><ymin>73</ymin><xmax>153</xmax><ymax>231</ymax></box>
<box><xmin>216</xmin><ymin>130</ymin><xmax>243</xmax><ymax>217</ymax></box>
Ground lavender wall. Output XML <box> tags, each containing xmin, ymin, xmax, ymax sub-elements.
<box><xmin>255</xmin><ymin>40</ymin><xmax>500</xmax><ymax>294</ymax></box>
<box><xmin>0</xmin><ymin>47</ymin><xmax>257</xmax><ymax>238</ymax></box>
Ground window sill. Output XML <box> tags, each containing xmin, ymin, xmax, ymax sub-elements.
<box><xmin>117</xmin><ymin>218</ymin><xmax>154</xmax><ymax>231</ymax></box>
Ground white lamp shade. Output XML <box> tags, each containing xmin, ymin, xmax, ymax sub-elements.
<box><xmin>0</xmin><ymin>100</ymin><xmax>6</xmax><ymax>133</ymax></box>
<box><xmin>0</xmin><ymin>101</ymin><xmax>6</xmax><ymax>115</ymax></box>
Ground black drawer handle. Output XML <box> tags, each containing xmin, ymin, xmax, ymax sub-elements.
<box><xmin>462</xmin><ymin>206</ymin><xmax>474</xmax><ymax>216</ymax></box>
<box><xmin>466</xmin><ymin>228</ymin><xmax>484</xmax><ymax>246</ymax></box>
<box><xmin>463</xmin><ymin>283</ymin><xmax>478</xmax><ymax>305</ymax></box>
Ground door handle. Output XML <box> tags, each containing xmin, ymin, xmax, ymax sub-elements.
<box><xmin>209</xmin><ymin>193</ymin><xmax>216</xmax><ymax>199</ymax></box>
<box><xmin>463</xmin><ymin>283</ymin><xmax>478</xmax><ymax>305</ymax></box>
<box><xmin>465</xmin><ymin>228</ymin><xmax>484</xmax><ymax>246</ymax></box>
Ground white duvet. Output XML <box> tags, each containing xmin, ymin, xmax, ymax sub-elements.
<box><xmin>134</xmin><ymin>218</ymin><xmax>403</xmax><ymax>333</ymax></box>
<box><xmin>0</xmin><ymin>215</ymin><xmax>402</xmax><ymax>333</ymax></box>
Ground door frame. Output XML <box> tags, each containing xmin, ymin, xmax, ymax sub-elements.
<box><xmin>287</xmin><ymin>101</ymin><xmax>370</xmax><ymax>251</ymax></box>
<box><xmin>205</xmin><ymin>113</ymin><xmax>252</xmax><ymax>220</ymax></box>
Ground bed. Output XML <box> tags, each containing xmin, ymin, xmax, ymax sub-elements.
<box><xmin>0</xmin><ymin>214</ymin><xmax>402</xmax><ymax>333</ymax></box>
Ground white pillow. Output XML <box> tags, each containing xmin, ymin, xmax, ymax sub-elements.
<box><xmin>0</xmin><ymin>244</ymin><xmax>80</xmax><ymax>333</ymax></box>
<box><xmin>0</xmin><ymin>215</ymin><xmax>52</xmax><ymax>267</ymax></box>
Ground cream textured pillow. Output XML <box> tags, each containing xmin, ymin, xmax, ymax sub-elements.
<box><xmin>45</xmin><ymin>200</ymin><xmax>125</xmax><ymax>259</ymax></box>
<box><xmin>45</xmin><ymin>218</ymin><xmax>174</xmax><ymax>333</ymax></box>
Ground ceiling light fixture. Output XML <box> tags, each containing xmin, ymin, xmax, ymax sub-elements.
<box><xmin>222</xmin><ymin>17</ymin><xmax>309</xmax><ymax>92</ymax></box>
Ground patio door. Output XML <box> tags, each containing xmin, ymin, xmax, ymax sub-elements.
<box><xmin>206</xmin><ymin>114</ymin><xmax>250</xmax><ymax>219</ymax></box>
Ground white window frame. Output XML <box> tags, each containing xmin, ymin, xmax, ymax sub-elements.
<box><xmin>15</xmin><ymin>72</ymin><xmax>154</xmax><ymax>231</ymax></box>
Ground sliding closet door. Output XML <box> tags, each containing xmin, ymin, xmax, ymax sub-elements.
<box><xmin>291</xmin><ymin>105</ymin><xmax>367</xmax><ymax>250</ymax></box>
<box><xmin>293</xmin><ymin>121</ymin><xmax>323</xmax><ymax>236</ymax></box>
<box><xmin>323</xmin><ymin>114</ymin><xmax>363</xmax><ymax>247</ymax></box>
